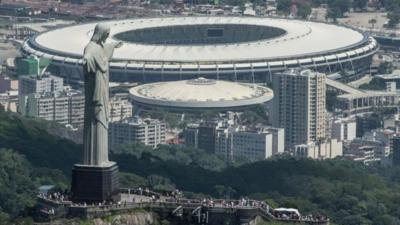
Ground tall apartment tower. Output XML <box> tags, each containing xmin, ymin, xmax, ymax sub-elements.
<box><xmin>391</xmin><ymin>135</ymin><xmax>400</xmax><ymax>166</ymax></box>
<box><xmin>108</xmin><ymin>117</ymin><xmax>166</xmax><ymax>149</ymax></box>
<box><xmin>19</xmin><ymin>74</ymin><xmax>64</xmax><ymax>95</ymax></box>
<box><xmin>272</xmin><ymin>69</ymin><xmax>326</xmax><ymax>149</ymax></box>
<box><xmin>198</xmin><ymin>121</ymin><xmax>218</xmax><ymax>153</ymax></box>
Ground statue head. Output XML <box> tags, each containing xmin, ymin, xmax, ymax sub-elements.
<box><xmin>91</xmin><ymin>23</ymin><xmax>111</xmax><ymax>44</ymax></box>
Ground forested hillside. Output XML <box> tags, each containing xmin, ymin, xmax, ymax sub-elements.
<box><xmin>1</xmin><ymin>110</ymin><xmax>400</xmax><ymax>225</ymax></box>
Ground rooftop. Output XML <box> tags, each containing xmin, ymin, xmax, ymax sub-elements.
<box><xmin>115</xmin><ymin>117</ymin><xmax>164</xmax><ymax>126</ymax></box>
<box><xmin>30</xmin><ymin>16</ymin><xmax>367</xmax><ymax>63</ymax></box>
<box><xmin>129</xmin><ymin>77</ymin><xmax>273</xmax><ymax>110</ymax></box>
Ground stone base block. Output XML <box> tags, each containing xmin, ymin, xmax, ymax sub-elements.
<box><xmin>71</xmin><ymin>162</ymin><xmax>119</xmax><ymax>202</ymax></box>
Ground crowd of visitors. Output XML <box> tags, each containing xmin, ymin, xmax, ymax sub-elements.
<box><xmin>37</xmin><ymin>187</ymin><xmax>328</xmax><ymax>223</ymax></box>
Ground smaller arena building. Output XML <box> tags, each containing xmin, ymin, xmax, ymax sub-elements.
<box><xmin>129</xmin><ymin>77</ymin><xmax>273</xmax><ymax>112</ymax></box>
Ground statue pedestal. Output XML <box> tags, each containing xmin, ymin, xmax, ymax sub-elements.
<box><xmin>71</xmin><ymin>162</ymin><xmax>119</xmax><ymax>202</ymax></box>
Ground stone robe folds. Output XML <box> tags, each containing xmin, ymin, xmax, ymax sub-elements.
<box><xmin>82</xmin><ymin>40</ymin><xmax>115</xmax><ymax>166</ymax></box>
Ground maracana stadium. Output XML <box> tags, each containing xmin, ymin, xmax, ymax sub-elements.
<box><xmin>22</xmin><ymin>16</ymin><xmax>379</xmax><ymax>83</ymax></box>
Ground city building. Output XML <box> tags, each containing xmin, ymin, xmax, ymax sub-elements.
<box><xmin>23</xmin><ymin>17</ymin><xmax>378</xmax><ymax>83</ymax></box>
<box><xmin>294</xmin><ymin>139</ymin><xmax>343</xmax><ymax>160</ymax></box>
<box><xmin>331</xmin><ymin>117</ymin><xmax>357</xmax><ymax>142</ymax></box>
<box><xmin>215</xmin><ymin>127</ymin><xmax>231</xmax><ymax>160</ymax></box>
<box><xmin>183</xmin><ymin>124</ymin><xmax>200</xmax><ymax>149</ymax></box>
<box><xmin>0</xmin><ymin>90</ymin><xmax>18</xmax><ymax>112</ymax></box>
<box><xmin>345</xmin><ymin>146</ymin><xmax>381</xmax><ymax>165</ymax></box>
<box><xmin>265</xmin><ymin>127</ymin><xmax>285</xmax><ymax>155</ymax></box>
<box><xmin>272</xmin><ymin>69</ymin><xmax>326</xmax><ymax>149</ymax></box>
<box><xmin>375</xmin><ymin>70</ymin><xmax>400</xmax><ymax>87</ymax></box>
<box><xmin>18</xmin><ymin>90</ymin><xmax>85</xmax><ymax>127</ymax></box>
<box><xmin>363</xmin><ymin>129</ymin><xmax>394</xmax><ymax>147</ymax></box>
<box><xmin>17</xmin><ymin>72</ymin><xmax>85</xmax><ymax>127</ymax></box>
<box><xmin>335</xmin><ymin>90</ymin><xmax>398</xmax><ymax>116</ymax></box>
<box><xmin>325</xmin><ymin>113</ymin><xmax>333</xmax><ymax>140</ymax></box>
<box><xmin>395</xmin><ymin>111</ymin><xmax>400</xmax><ymax>134</ymax></box>
<box><xmin>326</xmin><ymin>78</ymin><xmax>399</xmax><ymax>116</ymax></box>
<box><xmin>109</xmin><ymin>117</ymin><xmax>166</xmax><ymax>149</ymax></box>
<box><xmin>0</xmin><ymin>75</ymin><xmax>18</xmax><ymax>93</ymax></box>
<box><xmin>356</xmin><ymin>114</ymin><xmax>382</xmax><ymax>137</ymax></box>
<box><xmin>185</xmin><ymin>120</ymin><xmax>284</xmax><ymax>161</ymax></box>
<box><xmin>197</xmin><ymin>121</ymin><xmax>219</xmax><ymax>153</ymax></box>
<box><xmin>392</xmin><ymin>135</ymin><xmax>400</xmax><ymax>166</ymax></box>
<box><xmin>0</xmin><ymin>4</ymin><xmax>33</xmax><ymax>16</ymax></box>
<box><xmin>19</xmin><ymin>73</ymin><xmax>63</xmax><ymax>95</ymax></box>
<box><xmin>109</xmin><ymin>96</ymin><xmax>133</xmax><ymax>122</ymax></box>
<box><xmin>332</xmin><ymin>79</ymin><xmax>399</xmax><ymax>115</ymax></box>
<box><xmin>386</xmin><ymin>82</ymin><xmax>396</xmax><ymax>93</ymax></box>
<box><xmin>215</xmin><ymin>126</ymin><xmax>284</xmax><ymax>161</ymax></box>
<box><xmin>16</xmin><ymin>57</ymin><xmax>50</xmax><ymax>77</ymax></box>
<box><xmin>346</xmin><ymin>137</ymin><xmax>390</xmax><ymax>164</ymax></box>
<box><xmin>70</xmin><ymin>0</ymin><xmax>104</xmax><ymax>4</ymax></box>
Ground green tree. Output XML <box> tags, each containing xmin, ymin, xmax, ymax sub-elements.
<box><xmin>5</xmin><ymin>109</ymin><xmax>400</xmax><ymax>224</ymax></box>
<box><xmin>120</xmin><ymin>172</ymin><xmax>147</xmax><ymax>188</ymax></box>
<box><xmin>0</xmin><ymin>149</ymin><xmax>35</xmax><ymax>217</ymax></box>
<box><xmin>297</xmin><ymin>3</ymin><xmax>312</xmax><ymax>19</ymax></box>
<box><xmin>358</xmin><ymin>77</ymin><xmax>385</xmax><ymax>90</ymax></box>
<box><xmin>369</xmin><ymin>18</ymin><xmax>377</xmax><ymax>28</ymax></box>
<box><xmin>352</xmin><ymin>0</ymin><xmax>368</xmax><ymax>10</ymax></box>
<box><xmin>326</xmin><ymin>0</ymin><xmax>350</xmax><ymax>20</ymax></box>
<box><xmin>378</xmin><ymin>61</ymin><xmax>393</xmax><ymax>74</ymax></box>
<box><xmin>326</xmin><ymin>7</ymin><xmax>342</xmax><ymax>22</ymax></box>
<box><xmin>240</xmin><ymin>105</ymin><xmax>269</xmax><ymax>125</ymax></box>
<box><xmin>387</xmin><ymin>7</ymin><xmax>400</xmax><ymax>28</ymax></box>
<box><xmin>147</xmin><ymin>174</ymin><xmax>176</xmax><ymax>191</ymax></box>
<box><xmin>0</xmin><ymin>212</ymin><xmax>9</xmax><ymax>225</ymax></box>
<box><xmin>382</xmin><ymin>0</ymin><xmax>400</xmax><ymax>10</ymax></box>
<box><xmin>277</xmin><ymin>0</ymin><xmax>292</xmax><ymax>15</ymax></box>
<box><xmin>326</xmin><ymin>90</ymin><xmax>338</xmax><ymax>111</ymax></box>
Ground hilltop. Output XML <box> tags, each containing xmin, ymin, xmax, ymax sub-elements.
<box><xmin>0</xmin><ymin>109</ymin><xmax>400</xmax><ymax>225</ymax></box>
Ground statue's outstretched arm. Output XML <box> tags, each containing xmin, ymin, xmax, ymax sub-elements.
<box><xmin>104</xmin><ymin>42</ymin><xmax>123</xmax><ymax>60</ymax></box>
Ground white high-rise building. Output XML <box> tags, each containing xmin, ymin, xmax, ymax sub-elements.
<box><xmin>109</xmin><ymin>96</ymin><xmax>133</xmax><ymax>122</ymax></box>
<box><xmin>331</xmin><ymin>117</ymin><xmax>356</xmax><ymax>142</ymax></box>
<box><xmin>184</xmin><ymin>123</ymin><xmax>200</xmax><ymax>149</ymax></box>
<box><xmin>18</xmin><ymin>73</ymin><xmax>84</xmax><ymax>128</ymax></box>
<box><xmin>231</xmin><ymin>129</ymin><xmax>273</xmax><ymax>160</ymax></box>
<box><xmin>215</xmin><ymin>126</ymin><xmax>284</xmax><ymax>161</ymax></box>
<box><xmin>18</xmin><ymin>90</ymin><xmax>85</xmax><ymax>127</ymax></box>
<box><xmin>265</xmin><ymin>127</ymin><xmax>285</xmax><ymax>155</ymax></box>
<box><xmin>294</xmin><ymin>139</ymin><xmax>343</xmax><ymax>160</ymax></box>
<box><xmin>109</xmin><ymin>117</ymin><xmax>166</xmax><ymax>149</ymax></box>
<box><xmin>272</xmin><ymin>69</ymin><xmax>326</xmax><ymax>149</ymax></box>
<box><xmin>19</xmin><ymin>74</ymin><xmax>63</xmax><ymax>95</ymax></box>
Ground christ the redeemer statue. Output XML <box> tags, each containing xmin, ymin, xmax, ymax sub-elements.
<box><xmin>72</xmin><ymin>23</ymin><xmax>122</xmax><ymax>202</ymax></box>
<box><xmin>82</xmin><ymin>23</ymin><xmax>122</xmax><ymax>166</ymax></box>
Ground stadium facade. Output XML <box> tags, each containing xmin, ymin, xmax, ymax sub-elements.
<box><xmin>22</xmin><ymin>16</ymin><xmax>379</xmax><ymax>83</ymax></box>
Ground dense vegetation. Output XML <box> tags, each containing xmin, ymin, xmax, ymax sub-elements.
<box><xmin>276</xmin><ymin>0</ymin><xmax>312</xmax><ymax>19</ymax></box>
<box><xmin>113</xmin><ymin>148</ymin><xmax>400</xmax><ymax>225</ymax></box>
<box><xmin>140</xmin><ymin>104</ymin><xmax>269</xmax><ymax>129</ymax></box>
<box><xmin>0</xmin><ymin>110</ymin><xmax>81</xmax><ymax>173</ymax></box>
<box><xmin>2</xmin><ymin>109</ymin><xmax>400</xmax><ymax>224</ymax></box>
<box><xmin>359</xmin><ymin>77</ymin><xmax>386</xmax><ymax>90</ymax></box>
<box><xmin>148</xmin><ymin>0</ymin><xmax>400</xmax><ymax>28</ymax></box>
<box><xmin>275</xmin><ymin>0</ymin><xmax>400</xmax><ymax>26</ymax></box>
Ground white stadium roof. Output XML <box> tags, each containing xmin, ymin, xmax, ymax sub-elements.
<box><xmin>129</xmin><ymin>77</ymin><xmax>273</xmax><ymax>109</ymax></box>
<box><xmin>32</xmin><ymin>16</ymin><xmax>366</xmax><ymax>63</ymax></box>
